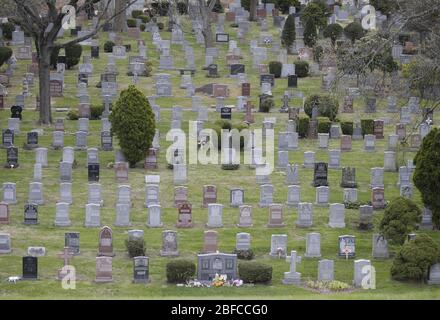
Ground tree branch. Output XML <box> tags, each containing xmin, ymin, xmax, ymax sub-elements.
<box><xmin>57</xmin><ymin>0</ymin><xmax>138</xmax><ymax>48</ymax></box>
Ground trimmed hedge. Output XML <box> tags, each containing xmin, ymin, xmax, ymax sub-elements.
<box><xmin>341</xmin><ymin>121</ymin><xmax>354</xmax><ymax>135</ymax></box>
<box><xmin>0</xmin><ymin>47</ymin><xmax>13</xmax><ymax>68</ymax></box>
<box><xmin>260</xmin><ymin>96</ymin><xmax>275</xmax><ymax>113</ymax></box>
<box><xmin>125</xmin><ymin>239</ymin><xmax>146</xmax><ymax>258</ymax></box>
<box><xmin>361</xmin><ymin>119</ymin><xmax>374</xmax><ymax>136</ymax></box>
<box><xmin>317</xmin><ymin>117</ymin><xmax>331</xmax><ymax>133</ymax></box>
<box><xmin>294</xmin><ymin>60</ymin><xmax>309</xmax><ymax>78</ymax></box>
<box><xmin>269</xmin><ymin>61</ymin><xmax>282</xmax><ymax>78</ymax></box>
<box><xmin>166</xmin><ymin>259</ymin><xmax>196</xmax><ymax>283</ymax></box>
<box><xmin>234</xmin><ymin>249</ymin><xmax>254</xmax><ymax>260</ymax></box>
<box><xmin>104</xmin><ymin>41</ymin><xmax>115</xmax><ymax>53</ymax></box>
<box><xmin>1</xmin><ymin>22</ymin><xmax>14</xmax><ymax>40</ymax></box>
<box><xmin>51</xmin><ymin>44</ymin><xmax>82</xmax><ymax>69</ymax></box>
<box><xmin>238</xmin><ymin>262</ymin><xmax>273</xmax><ymax>283</ymax></box>
<box><xmin>90</xmin><ymin>105</ymin><xmax>104</xmax><ymax>120</ymax></box>
<box><xmin>127</xmin><ymin>18</ymin><xmax>137</xmax><ymax>28</ymax></box>
<box><xmin>304</xmin><ymin>94</ymin><xmax>339</xmax><ymax>121</ymax></box>
<box><xmin>139</xmin><ymin>15</ymin><xmax>150</xmax><ymax>24</ymax></box>
<box><xmin>131</xmin><ymin>10</ymin><xmax>143</xmax><ymax>19</ymax></box>
<box><xmin>298</xmin><ymin>115</ymin><xmax>310</xmax><ymax>138</ymax></box>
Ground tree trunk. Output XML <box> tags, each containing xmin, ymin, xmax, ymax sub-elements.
<box><xmin>38</xmin><ymin>44</ymin><xmax>53</xmax><ymax>125</ymax></box>
<box><xmin>249</xmin><ymin>0</ymin><xmax>257</xmax><ymax>21</ymax></box>
<box><xmin>201</xmin><ymin>6</ymin><xmax>213</xmax><ymax>48</ymax></box>
<box><xmin>113</xmin><ymin>0</ymin><xmax>127</xmax><ymax>32</ymax></box>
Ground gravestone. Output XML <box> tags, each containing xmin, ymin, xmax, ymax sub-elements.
<box><xmin>160</xmin><ymin>230</ymin><xmax>179</xmax><ymax>256</ymax></box>
<box><xmin>313</xmin><ymin>162</ymin><xmax>328</xmax><ymax>187</ymax></box>
<box><xmin>85</xmin><ymin>203</ymin><xmax>100</xmax><ymax>227</ymax></box>
<box><xmin>203</xmin><ymin>230</ymin><xmax>218</xmax><ymax>253</ymax></box>
<box><xmin>329</xmin><ymin>203</ymin><xmax>346</xmax><ymax>228</ymax></box>
<box><xmin>259</xmin><ymin>184</ymin><xmax>274</xmax><ymax>207</ymax></box>
<box><xmin>0</xmin><ymin>233</ymin><xmax>11</xmax><ymax>253</ymax></box>
<box><xmin>145</xmin><ymin>184</ymin><xmax>159</xmax><ymax>207</ymax></box>
<box><xmin>0</xmin><ymin>202</ymin><xmax>10</xmax><ymax>224</ymax></box>
<box><xmin>371</xmin><ymin>187</ymin><xmax>385</xmax><ymax>210</ymax></box>
<box><xmin>285</xmin><ymin>164</ymin><xmax>300</xmax><ymax>185</ymax></box>
<box><xmin>176</xmin><ymin>202</ymin><xmax>193</xmax><ymax>228</ymax></box>
<box><xmin>305</xmin><ymin>233</ymin><xmax>321</xmax><ymax>258</ymax></box>
<box><xmin>230</xmin><ymin>188</ymin><xmax>244</xmax><ymax>207</ymax></box>
<box><xmin>147</xmin><ymin>204</ymin><xmax>162</xmax><ymax>228</ymax></box>
<box><xmin>5</xmin><ymin>147</ymin><xmax>19</xmax><ymax>168</ymax></box>
<box><xmin>22</xmin><ymin>256</ymin><xmax>38</xmax><ymax>280</ymax></box>
<box><xmin>28</xmin><ymin>182</ymin><xmax>43</xmax><ymax>205</ymax></box>
<box><xmin>315</xmin><ymin>186</ymin><xmax>329</xmax><ymax>207</ymax></box>
<box><xmin>133</xmin><ymin>256</ymin><xmax>150</xmax><ymax>283</ymax></box>
<box><xmin>203</xmin><ymin>185</ymin><xmax>217</xmax><ymax>207</ymax></box>
<box><xmin>318</xmin><ymin>259</ymin><xmax>334</xmax><ymax>281</ymax></box>
<box><xmin>372</xmin><ymin>234</ymin><xmax>389</xmax><ymax>259</ymax></box>
<box><xmin>88</xmin><ymin>164</ymin><xmax>100</xmax><ymax>182</ymax></box>
<box><xmin>197</xmin><ymin>253</ymin><xmax>238</xmax><ymax>282</ymax></box>
<box><xmin>282</xmin><ymin>251</ymin><xmax>301</xmax><ymax>285</ymax></box>
<box><xmin>428</xmin><ymin>264</ymin><xmax>440</xmax><ymax>285</ymax></box>
<box><xmin>269</xmin><ymin>234</ymin><xmax>288</xmax><ymax>258</ymax></box>
<box><xmin>115</xmin><ymin>203</ymin><xmax>131</xmax><ymax>227</ymax></box>
<box><xmin>3</xmin><ymin>182</ymin><xmax>17</xmax><ymax>204</ymax></box>
<box><xmin>267</xmin><ymin>204</ymin><xmax>285</xmax><ymax>227</ymax></box>
<box><xmin>207</xmin><ymin>203</ymin><xmax>223</xmax><ymax>228</ymax></box>
<box><xmin>286</xmin><ymin>185</ymin><xmax>301</xmax><ymax>207</ymax></box>
<box><xmin>338</xmin><ymin>235</ymin><xmax>356</xmax><ymax>259</ymax></box>
<box><xmin>54</xmin><ymin>202</ymin><xmax>71</xmax><ymax>227</ymax></box>
<box><xmin>341</xmin><ymin>167</ymin><xmax>357</xmax><ymax>188</ymax></box>
<box><xmin>95</xmin><ymin>257</ymin><xmax>113</xmax><ymax>283</ymax></box>
<box><xmin>237</xmin><ymin>205</ymin><xmax>253</xmax><ymax>227</ymax></box>
<box><xmin>98</xmin><ymin>226</ymin><xmax>114</xmax><ymax>257</ymax></box>
<box><xmin>354</xmin><ymin>259</ymin><xmax>371</xmax><ymax>288</ymax></box>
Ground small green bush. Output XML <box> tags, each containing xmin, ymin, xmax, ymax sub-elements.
<box><xmin>139</xmin><ymin>15</ymin><xmax>150</xmax><ymax>24</ymax></box>
<box><xmin>294</xmin><ymin>60</ymin><xmax>309</xmax><ymax>78</ymax></box>
<box><xmin>360</xmin><ymin>119</ymin><xmax>374</xmax><ymax>136</ymax></box>
<box><xmin>157</xmin><ymin>22</ymin><xmax>164</xmax><ymax>30</ymax></box>
<box><xmin>298</xmin><ymin>115</ymin><xmax>310</xmax><ymax>138</ymax></box>
<box><xmin>104</xmin><ymin>41</ymin><xmax>115</xmax><ymax>53</ymax></box>
<box><xmin>344</xmin><ymin>22</ymin><xmax>365</xmax><ymax>43</ymax></box>
<box><xmin>211</xmin><ymin>0</ymin><xmax>224</xmax><ymax>13</ymax></box>
<box><xmin>276</xmin><ymin>0</ymin><xmax>301</xmax><ymax>14</ymax></box>
<box><xmin>323</xmin><ymin>23</ymin><xmax>343</xmax><ymax>45</ymax></box>
<box><xmin>67</xmin><ymin>109</ymin><xmax>79</xmax><ymax>120</ymax></box>
<box><xmin>51</xmin><ymin>44</ymin><xmax>83</xmax><ymax>69</ymax></box>
<box><xmin>214</xmin><ymin>119</ymin><xmax>232</xmax><ymax>130</ymax></box>
<box><xmin>234</xmin><ymin>249</ymin><xmax>254</xmax><ymax>260</ymax></box>
<box><xmin>341</xmin><ymin>121</ymin><xmax>353</xmax><ymax>135</ymax></box>
<box><xmin>391</xmin><ymin>234</ymin><xmax>440</xmax><ymax>281</ymax></box>
<box><xmin>131</xmin><ymin>10</ymin><xmax>143</xmax><ymax>19</ymax></box>
<box><xmin>260</xmin><ymin>96</ymin><xmax>275</xmax><ymax>113</ymax></box>
<box><xmin>90</xmin><ymin>105</ymin><xmax>104</xmax><ymax>120</ymax></box>
<box><xmin>127</xmin><ymin>18</ymin><xmax>137</xmax><ymax>28</ymax></box>
<box><xmin>0</xmin><ymin>47</ymin><xmax>13</xmax><ymax>68</ymax></box>
<box><xmin>125</xmin><ymin>239</ymin><xmax>146</xmax><ymax>258</ymax></box>
<box><xmin>1</xmin><ymin>22</ymin><xmax>14</xmax><ymax>40</ymax></box>
<box><xmin>269</xmin><ymin>61</ymin><xmax>282</xmax><ymax>78</ymax></box>
<box><xmin>238</xmin><ymin>262</ymin><xmax>272</xmax><ymax>283</ymax></box>
<box><xmin>140</xmin><ymin>24</ymin><xmax>146</xmax><ymax>32</ymax></box>
<box><xmin>109</xmin><ymin>85</ymin><xmax>156</xmax><ymax>167</ymax></box>
<box><xmin>317</xmin><ymin>117</ymin><xmax>331</xmax><ymax>133</ymax></box>
<box><xmin>379</xmin><ymin>197</ymin><xmax>422</xmax><ymax>245</ymax></box>
<box><xmin>166</xmin><ymin>259</ymin><xmax>196</xmax><ymax>283</ymax></box>
<box><xmin>304</xmin><ymin>94</ymin><xmax>339</xmax><ymax>121</ymax></box>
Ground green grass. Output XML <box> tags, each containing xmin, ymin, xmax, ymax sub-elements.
<box><xmin>0</xmin><ymin>15</ymin><xmax>439</xmax><ymax>300</ymax></box>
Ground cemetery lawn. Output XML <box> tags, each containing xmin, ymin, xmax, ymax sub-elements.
<box><xmin>1</xmin><ymin>18</ymin><xmax>440</xmax><ymax>300</ymax></box>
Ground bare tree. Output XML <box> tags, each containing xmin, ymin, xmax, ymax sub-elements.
<box><xmin>113</xmin><ymin>0</ymin><xmax>128</xmax><ymax>32</ymax></box>
<box><xmin>249</xmin><ymin>0</ymin><xmax>257</xmax><ymax>22</ymax></box>
<box><xmin>1</xmin><ymin>0</ymin><xmax>136</xmax><ymax>124</ymax></box>
<box><xmin>194</xmin><ymin>0</ymin><xmax>217</xmax><ymax>48</ymax></box>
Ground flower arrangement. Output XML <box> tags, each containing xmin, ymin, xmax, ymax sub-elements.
<box><xmin>182</xmin><ymin>275</ymin><xmax>243</xmax><ymax>288</ymax></box>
